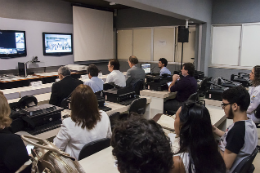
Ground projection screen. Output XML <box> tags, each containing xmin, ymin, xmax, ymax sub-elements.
<box><xmin>73</xmin><ymin>6</ymin><xmax>113</xmax><ymax>61</ymax></box>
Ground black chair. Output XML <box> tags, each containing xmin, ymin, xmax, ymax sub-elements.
<box><xmin>198</xmin><ymin>77</ymin><xmax>212</xmax><ymax>97</ymax></box>
<box><xmin>133</xmin><ymin>79</ymin><xmax>144</xmax><ymax>95</ymax></box>
<box><xmin>128</xmin><ymin>98</ymin><xmax>147</xmax><ymax>115</ymax></box>
<box><xmin>166</xmin><ymin>92</ymin><xmax>198</xmax><ymax>116</ymax></box>
<box><xmin>232</xmin><ymin>147</ymin><xmax>258</xmax><ymax>173</ymax></box>
<box><xmin>187</xmin><ymin>92</ymin><xmax>198</xmax><ymax>102</ymax></box>
<box><xmin>17</xmin><ymin>95</ymin><xmax>38</xmax><ymax>109</ymax></box>
<box><xmin>109</xmin><ymin>112</ymin><xmax>120</xmax><ymax>131</ymax></box>
<box><xmin>78</xmin><ymin>138</ymin><xmax>111</xmax><ymax>160</ymax></box>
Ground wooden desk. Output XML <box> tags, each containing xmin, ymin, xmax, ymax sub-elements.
<box><xmin>140</xmin><ymin>89</ymin><xmax>176</xmax><ymax>116</ymax></box>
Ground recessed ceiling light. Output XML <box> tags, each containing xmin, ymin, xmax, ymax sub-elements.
<box><xmin>109</xmin><ymin>2</ymin><xmax>116</xmax><ymax>5</ymax></box>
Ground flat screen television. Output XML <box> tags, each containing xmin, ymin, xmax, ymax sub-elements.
<box><xmin>43</xmin><ymin>32</ymin><xmax>73</xmax><ymax>56</ymax></box>
<box><xmin>0</xmin><ymin>30</ymin><xmax>27</xmax><ymax>58</ymax></box>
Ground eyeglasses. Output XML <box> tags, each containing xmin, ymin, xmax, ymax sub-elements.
<box><xmin>221</xmin><ymin>103</ymin><xmax>232</xmax><ymax>109</ymax></box>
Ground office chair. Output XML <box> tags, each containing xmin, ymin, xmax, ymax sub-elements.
<box><xmin>17</xmin><ymin>95</ymin><xmax>38</xmax><ymax>109</ymax></box>
<box><xmin>197</xmin><ymin>77</ymin><xmax>212</xmax><ymax>97</ymax></box>
<box><xmin>78</xmin><ymin>138</ymin><xmax>111</xmax><ymax>160</ymax></box>
<box><xmin>109</xmin><ymin>112</ymin><xmax>120</xmax><ymax>131</ymax></box>
<box><xmin>128</xmin><ymin>98</ymin><xmax>147</xmax><ymax>115</ymax></box>
<box><xmin>166</xmin><ymin>92</ymin><xmax>198</xmax><ymax>116</ymax></box>
<box><xmin>133</xmin><ymin>79</ymin><xmax>144</xmax><ymax>95</ymax></box>
<box><xmin>232</xmin><ymin>147</ymin><xmax>258</xmax><ymax>173</ymax></box>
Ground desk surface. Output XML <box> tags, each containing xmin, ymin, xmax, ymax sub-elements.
<box><xmin>78</xmin><ymin>105</ymin><xmax>226</xmax><ymax>173</ymax></box>
<box><xmin>16</xmin><ymin>96</ymin><xmax>151</xmax><ymax>140</ymax></box>
<box><xmin>140</xmin><ymin>89</ymin><xmax>176</xmax><ymax>99</ymax></box>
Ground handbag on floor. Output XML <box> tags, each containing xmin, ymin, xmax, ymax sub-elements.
<box><xmin>16</xmin><ymin>135</ymin><xmax>86</xmax><ymax>173</ymax></box>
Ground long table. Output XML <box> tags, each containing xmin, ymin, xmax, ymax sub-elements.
<box><xmin>16</xmin><ymin>97</ymin><xmax>151</xmax><ymax>140</ymax></box>
<box><xmin>140</xmin><ymin>89</ymin><xmax>177</xmax><ymax>116</ymax></box>
<box><xmin>78</xmin><ymin>104</ymin><xmax>227</xmax><ymax>173</ymax></box>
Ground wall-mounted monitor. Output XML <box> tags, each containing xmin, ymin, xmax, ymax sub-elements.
<box><xmin>0</xmin><ymin>30</ymin><xmax>27</xmax><ymax>59</ymax></box>
<box><xmin>43</xmin><ymin>32</ymin><xmax>73</xmax><ymax>56</ymax></box>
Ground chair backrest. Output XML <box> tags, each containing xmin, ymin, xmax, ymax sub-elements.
<box><xmin>232</xmin><ymin>147</ymin><xmax>258</xmax><ymax>173</ymax></box>
<box><xmin>109</xmin><ymin>112</ymin><xmax>120</xmax><ymax>130</ymax></box>
<box><xmin>128</xmin><ymin>98</ymin><xmax>147</xmax><ymax>115</ymax></box>
<box><xmin>18</xmin><ymin>95</ymin><xmax>38</xmax><ymax>109</ymax></box>
<box><xmin>198</xmin><ymin>77</ymin><xmax>212</xmax><ymax>94</ymax></box>
<box><xmin>133</xmin><ymin>79</ymin><xmax>144</xmax><ymax>95</ymax></box>
<box><xmin>187</xmin><ymin>92</ymin><xmax>198</xmax><ymax>102</ymax></box>
<box><xmin>254</xmin><ymin>104</ymin><xmax>260</xmax><ymax>119</ymax></box>
<box><xmin>78</xmin><ymin>138</ymin><xmax>111</xmax><ymax>160</ymax></box>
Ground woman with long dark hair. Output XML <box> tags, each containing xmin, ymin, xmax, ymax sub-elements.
<box><xmin>54</xmin><ymin>84</ymin><xmax>112</xmax><ymax>160</ymax></box>
<box><xmin>173</xmin><ymin>102</ymin><xmax>226</xmax><ymax>173</ymax></box>
<box><xmin>247</xmin><ymin>65</ymin><xmax>260</xmax><ymax>123</ymax></box>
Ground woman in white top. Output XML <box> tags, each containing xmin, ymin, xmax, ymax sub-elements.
<box><xmin>247</xmin><ymin>65</ymin><xmax>260</xmax><ymax>123</ymax></box>
<box><xmin>106</xmin><ymin>59</ymin><xmax>126</xmax><ymax>87</ymax></box>
<box><xmin>54</xmin><ymin>84</ymin><xmax>112</xmax><ymax>160</ymax></box>
<box><xmin>174</xmin><ymin>102</ymin><xmax>226</xmax><ymax>173</ymax></box>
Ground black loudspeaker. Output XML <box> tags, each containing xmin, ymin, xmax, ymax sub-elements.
<box><xmin>178</xmin><ymin>26</ymin><xmax>189</xmax><ymax>42</ymax></box>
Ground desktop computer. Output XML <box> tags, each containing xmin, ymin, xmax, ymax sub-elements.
<box><xmin>18</xmin><ymin>62</ymin><xmax>27</xmax><ymax>77</ymax></box>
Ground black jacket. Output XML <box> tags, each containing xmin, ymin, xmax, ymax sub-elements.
<box><xmin>0</xmin><ymin>128</ymin><xmax>31</xmax><ymax>173</ymax></box>
<box><xmin>49</xmin><ymin>76</ymin><xmax>83</xmax><ymax>106</ymax></box>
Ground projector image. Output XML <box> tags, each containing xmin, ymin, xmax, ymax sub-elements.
<box><xmin>66</xmin><ymin>64</ymin><xmax>88</xmax><ymax>72</ymax></box>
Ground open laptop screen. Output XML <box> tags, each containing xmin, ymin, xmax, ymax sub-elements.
<box><xmin>141</xmin><ymin>64</ymin><xmax>151</xmax><ymax>74</ymax></box>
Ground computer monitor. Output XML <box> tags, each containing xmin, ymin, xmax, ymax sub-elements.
<box><xmin>0</xmin><ymin>30</ymin><xmax>27</xmax><ymax>58</ymax></box>
<box><xmin>141</xmin><ymin>64</ymin><xmax>151</xmax><ymax>74</ymax></box>
<box><xmin>42</xmin><ymin>32</ymin><xmax>73</xmax><ymax>56</ymax></box>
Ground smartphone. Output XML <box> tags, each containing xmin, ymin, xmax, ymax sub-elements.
<box><xmin>26</xmin><ymin>144</ymin><xmax>34</xmax><ymax>155</ymax></box>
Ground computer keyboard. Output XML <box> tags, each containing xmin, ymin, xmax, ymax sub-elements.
<box><xmin>99</xmin><ymin>106</ymin><xmax>112</xmax><ymax>112</ymax></box>
<box><xmin>118</xmin><ymin>98</ymin><xmax>138</xmax><ymax>106</ymax></box>
<box><xmin>27</xmin><ymin>120</ymin><xmax>62</xmax><ymax>135</ymax></box>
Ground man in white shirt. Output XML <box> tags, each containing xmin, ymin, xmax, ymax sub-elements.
<box><xmin>158</xmin><ymin>58</ymin><xmax>171</xmax><ymax>76</ymax></box>
<box><xmin>212</xmin><ymin>86</ymin><xmax>258</xmax><ymax>173</ymax></box>
<box><xmin>84</xmin><ymin>64</ymin><xmax>104</xmax><ymax>93</ymax></box>
<box><xmin>106</xmin><ymin>59</ymin><xmax>126</xmax><ymax>87</ymax></box>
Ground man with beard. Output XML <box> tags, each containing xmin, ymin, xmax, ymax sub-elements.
<box><xmin>212</xmin><ymin>86</ymin><xmax>258</xmax><ymax>173</ymax></box>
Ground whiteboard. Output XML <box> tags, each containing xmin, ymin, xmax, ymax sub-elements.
<box><xmin>211</xmin><ymin>26</ymin><xmax>241</xmax><ymax>66</ymax></box>
<box><xmin>240</xmin><ymin>24</ymin><xmax>260</xmax><ymax>66</ymax></box>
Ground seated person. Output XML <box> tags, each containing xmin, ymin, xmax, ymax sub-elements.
<box><xmin>54</xmin><ymin>84</ymin><xmax>112</xmax><ymax>160</ymax></box>
<box><xmin>49</xmin><ymin>66</ymin><xmax>83</xmax><ymax>106</ymax></box>
<box><xmin>106</xmin><ymin>59</ymin><xmax>126</xmax><ymax>87</ymax></box>
<box><xmin>0</xmin><ymin>92</ymin><xmax>31</xmax><ymax>173</ymax></box>
<box><xmin>126</xmin><ymin>55</ymin><xmax>145</xmax><ymax>88</ymax></box>
<box><xmin>158</xmin><ymin>58</ymin><xmax>171</xmax><ymax>76</ymax></box>
<box><xmin>174</xmin><ymin>102</ymin><xmax>226</xmax><ymax>173</ymax></box>
<box><xmin>84</xmin><ymin>64</ymin><xmax>104</xmax><ymax>93</ymax></box>
<box><xmin>111</xmin><ymin>115</ymin><xmax>185</xmax><ymax>173</ymax></box>
<box><xmin>247</xmin><ymin>65</ymin><xmax>260</xmax><ymax>123</ymax></box>
<box><xmin>164</xmin><ymin>63</ymin><xmax>197</xmax><ymax>114</ymax></box>
<box><xmin>212</xmin><ymin>86</ymin><xmax>258</xmax><ymax>172</ymax></box>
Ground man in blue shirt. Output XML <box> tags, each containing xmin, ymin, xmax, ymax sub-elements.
<box><xmin>84</xmin><ymin>64</ymin><xmax>104</xmax><ymax>93</ymax></box>
<box><xmin>164</xmin><ymin>63</ymin><xmax>197</xmax><ymax>114</ymax></box>
<box><xmin>158</xmin><ymin>58</ymin><xmax>171</xmax><ymax>76</ymax></box>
